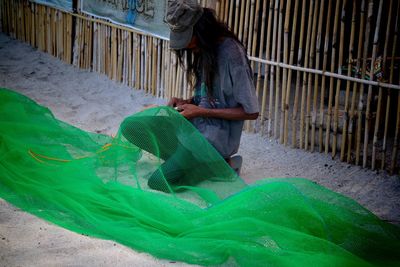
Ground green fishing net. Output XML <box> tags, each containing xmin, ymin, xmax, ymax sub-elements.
<box><xmin>0</xmin><ymin>87</ymin><xmax>399</xmax><ymax>266</ymax></box>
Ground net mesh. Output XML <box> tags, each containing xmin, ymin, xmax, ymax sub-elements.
<box><xmin>0</xmin><ymin>88</ymin><xmax>399</xmax><ymax>266</ymax></box>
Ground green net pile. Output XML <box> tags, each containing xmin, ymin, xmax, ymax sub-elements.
<box><xmin>0</xmin><ymin>88</ymin><xmax>399</xmax><ymax>266</ymax></box>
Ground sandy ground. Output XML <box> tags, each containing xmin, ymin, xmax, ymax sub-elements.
<box><xmin>0</xmin><ymin>32</ymin><xmax>399</xmax><ymax>266</ymax></box>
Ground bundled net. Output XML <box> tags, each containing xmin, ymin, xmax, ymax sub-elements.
<box><xmin>0</xmin><ymin>88</ymin><xmax>399</xmax><ymax>266</ymax></box>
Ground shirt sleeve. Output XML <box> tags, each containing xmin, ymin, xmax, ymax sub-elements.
<box><xmin>228</xmin><ymin>51</ymin><xmax>260</xmax><ymax>114</ymax></box>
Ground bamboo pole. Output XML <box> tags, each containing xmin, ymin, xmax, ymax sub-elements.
<box><xmin>347</xmin><ymin>0</ymin><xmax>366</xmax><ymax>163</ymax></box>
<box><xmin>292</xmin><ymin>0</ymin><xmax>307</xmax><ymax>148</ymax></box>
<box><xmin>332</xmin><ymin>0</ymin><xmax>347</xmax><ymax>158</ymax></box>
<box><xmin>36</xmin><ymin>5</ymin><xmax>41</xmax><ymax>50</ymax></box>
<box><xmin>23</xmin><ymin>1</ymin><xmax>28</xmax><ymax>41</ymax></box>
<box><xmin>304</xmin><ymin>0</ymin><xmax>319</xmax><ymax>150</ymax></box>
<box><xmin>175</xmin><ymin>59</ymin><xmax>182</xmax><ymax>98</ymax></box>
<box><xmin>222</xmin><ymin>0</ymin><xmax>229</xmax><ymax>23</ymax></box>
<box><xmin>111</xmin><ymin>27</ymin><xmax>118</xmax><ymax>80</ymax></box>
<box><xmin>372</xmin><ymin>0</ymin><xmax>393</xmax><ymax>169</ymax></box>
<box><xmin>100</xmin><ymin>24</ymin><xmax>105</xmax><ymax>74</ymax></box>
<box><xmin>152</xmin><ymin>37</ymin><xmax>158</xmax><ymax>95</ymax></box>
<box><xmin>392</xmin><ymin>88</ymin><xmax>400</xmax><ymax>174</ymax></box>
<box><xmin>220</xmin><ymin>0</ymin><xmax>226</xmax><ymax>22</ymax></box>
<box><xmin>21</xmin><ymin>1</ymin><xmax>25</xmax><ymax>42</ymax></box>
<box><xmin>98</xmin><ymin>22</ymin><xmax>102</xmax><ymax>73</ymax></box>
<box><xmin>135</xmin><ymin>33</ymin><xmax>140</xmax><ymax>89</ymax></box>
<box><xmin>241</xmin><ymin>0</ymin><xmax>251</xmax><ymax>46</ymax></box>
<box><xmin>234</xmin><ymin>0</ymin><xmax>240</xmax><ymax>35</ymax></box>
<box><xmin>84</xmin><ymin>18</ymin><xmax>89</xmax><ymax>69</ymax></box>
<box><xmin>26</xmin><ymin>1</ymin><xmax>31</xmax><ymax>43</ymax></box>
<box><xmin>123</xmin><ymin>31</ymin><xmax>129</xmax><ymax>84</ymax></box>
<box><xmin>45</xmin><ymin>6</ymin><xmax>51</xmax><ymax>54</ymax></box>
<box><xmin>215</xmin><ymin>0</ymin><xmax>221</xmax><ymax>17</ymax></box>
<box><xmin>259</xmin><ymin>0</ymin><xmax>272</xmax><ymax>134</ymax></box>
<box><xmin>340</xmin><ymin>0</ymin><xmax>357</xmax><ymax>161</ymax></box>
<box><xmin>145</xmin><ymin>35</ymin><xmax>149</xmax><ymax>92</ymax></box>
<box><xmin>63</xmin><ymin>13</ymin><xmax>68</xmax><ymax>62</ymax></box>
<box><xmin>364</xmin><ymin>0</ymin><xmax>383</xmax><ymax>168</ymax></box>
<box><xmin>19</xmin><ymin>1</ymin><xmax>23</xmax><ymax>41</ymax></box>
<box><xmin>247</xmin><ymin>0</ymin><xmax>256</xmax><ymax>58</ymax></box>
<box><xmin>228</xmin><ymin>0</ymin><xmax>234</xmax><ymax>29</ymax></box>
<box><xmin>168</xmin><ymin>45</ymin><xmax>173</xmax><ymax>99</ymax></box>
<box><xmin>118</xmin><ymin>30</ymin><xmax>124</xmax><ymax>82</ymax></box>
<box><xmin>146</xmin><ymin>35</ymin><xmax>151</xmax><ymax>92</ymax></box>
<box><xmin>93</xmin><ymin>22</ymin><xmax>98</xmax><ymax>72</ymax></box>
<box><xmin>237</xmin><ymin>1</ymin><xmax>245</xmax><ymax>40</ymax></box>
<box><xmin>30</xmin><ymin>2</ymin><xmax>34</xmax><ymax>45</ymax></box>
<box><xmin>45</xmin><ymin>7</ymin><xmax>49</xmax><ymax>53</ymax></box>
<box><xmin>324</xmin><ymin>0</ymin><xmax>341</xmax><ymax>154</ymax></box>
<box><xmin>106</xmin><ymin>26</ymin><xmax>111</xmax><ymax>77</ymax></box>
<box><xmin>274</xmin><ymin>0</ymin><xmax>284</xmax><ymax>139</ymax></box>
<box><xmin>156</xmin><ymin>39</ymin><xmax>162</xmax><ymax>97</ymax></box>
<box><xmin>10</xmin><ymin>0</ymin><xmax>15</xmax><ymax>39</ymax></box>
<box><xmin>5</xmin><ymin>0</ymin><xmax>10</xmax><ymax>35</ymax></box>
<box><xmin>310</xmin><ymin>0</ymin><xmax>325</xmax><ymax>151</ymax></box>
<box><xmin>150</xmin><ymin>37</ymin><xmax>155</xmax><ymax>93</ymax></box>
<box><xmin>3</xmin><ymin>0</ymin><xmax>8</xmax><ymax>34</ymax></box>
<box><xmin>355</xmin><ymin>0</ymin><xmax>374</xmax><ymax>165</ymax></box>
<box><xmin>254</xmin><ymin>0</ymin><xmax>267</xmax><ymax>120</ymax></box>
<box><xmin>171</xmin><ymin>52</ymin><xmax>177</xmax><ymax>97</ymax></box>
<box><xmin>21</xmin><ymin>1</ymin><xmax>25</xmax><ymax>41</ymax></box>
<box><xmin>79</xmin><ymin>17</ymin><xmax>85</xmax><ymax>68</ymax></box>
<box><xmin>67</xmin><ymin>14</ymin><xmax>72</xmax><ymax>64</ymax></box>
<box><xmin>283</xmin><ymin>0</ymin><xmax>299</xmax><ymax>145</ymax></box>
<box><xmin>18</xmin><ymin>0</ymin><xmax>23</xmax><ymax>40</ymax></box>
<box><xmin>14</xmin><ymin>0</ymin><xmax>18</xmax><ymax>39</ymax></box>
<box><xmin>5</xmin><ymin>0</ymin><xmax>10</xmax><ymax>34</ymax></box>
<box><xmin>31</xmin><ymin>2</ymin><xmax>35</xmax><ymax>47</ymax></box>
<box><xmin>72</xmin><ymin>17</ymin><xmax>80</xmax><ymax>67</ymax></box>
<box><xmin>161</xmin><ymin>41</ymin><xmax>166</xmax><ymax>98</ymax></box>
<box><xmin>386</xmin><ymin>2</ymin><xmax>399</xmax><ymax>170</ymax></box>
<box><xmin>318</xmin><ymin>0</ymin><xmax>332</xmax><ymax>152</ymax></box>
<box><xmin>299</xmin><ymin>0</ymin><xmax>315</xmax><ymax>149</ymax></box>
<box><xmin>245</xmin><ymin>0</ymin><xmax>260</xmax><ymax>132</ymax></box>
<box><xmin>85</xmin><ymin>19</ymin><xmax>90</xmax><ymax>68</ymax></box>
<box><xmin>81</xmin><ymin>17</ymin><xmax>86</xmax><ymax>68</ymax></box>
<box><xmin>127</xmin><ymin>31</ymin><xmax>132</xmax><ymax>87</ymax></box>
<box><xmin>267</xmin><ymin>0</ymin><xmax>279</xmax><ymax>137</ymax></box>
<box><xmin>280</xmin><ymin>0</ymin><xmax>291</xmax><ymax>144</ymax></box>
<box><xmin>16</xmin><ymin>1</ymin><xmax>20</xmax><ymax>40</ymax></box>
<box><xmin>87</xmin><ymin>19</ymin><xmax>93</xmax><ymax>70</ymax></box>
<box><xmin>390</xmin><ymin>81</ymin><xmax>400</xmax><ymax>174</ymax></box>
<box><xmin>0</xmin><ymin>0</ymin><xmax>4</xmax><ymax>34</ymax></box>
<box><xmin>140</xmin><ymin>34</ymin><xmax>144</xmax><ymax>91</ymax></box>
<box><xmin>9</xmin><ymin>0</ymin><xmax>13</xmax><ymax>37</ymax></box>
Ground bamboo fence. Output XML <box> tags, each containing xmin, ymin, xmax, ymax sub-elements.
<box><xmin>1</xmin><ymin>0</ymin><xmax>400</xmax><ymax>173</ymax></box>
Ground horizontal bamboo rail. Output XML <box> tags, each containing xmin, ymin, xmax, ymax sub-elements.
<box><xmin>248</xmin><ymin>56</ymin><xmax>400</xmax><ymax>90</ymax></box>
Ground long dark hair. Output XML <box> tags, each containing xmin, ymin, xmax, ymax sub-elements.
<box><xmin>175</xmin><ymin>8</ymin><xmax>244</xmax><ymax>93</ymax></box>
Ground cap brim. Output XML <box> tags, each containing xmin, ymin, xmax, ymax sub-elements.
<box><xmin>169</xmin><ymin>27</ymin><xmax>193</xmax><ymax>50</ymax></box>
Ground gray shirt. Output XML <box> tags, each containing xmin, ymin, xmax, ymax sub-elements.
<box><xmin>191</xmin><ymin>38</ymin><xmax>259</xmax><ymax>158</ymax></box>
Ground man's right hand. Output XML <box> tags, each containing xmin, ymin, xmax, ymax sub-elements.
<box><xmin>167</xmin><ymin>97</ymin><xmax>191</xmax><ymax>107</ymax></box>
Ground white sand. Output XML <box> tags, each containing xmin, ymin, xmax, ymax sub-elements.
<box><xmin>0</xmin><ymin>33</ymin><xmax>399</xmax><ymax>266</ymax></box>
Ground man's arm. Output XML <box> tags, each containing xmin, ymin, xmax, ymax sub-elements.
<box><xmin>179</xmin><ymin>104</ymin><xmax>258</xmax><ymax>120</ymax></box>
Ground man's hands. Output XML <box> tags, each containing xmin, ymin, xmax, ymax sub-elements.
<box><xmin>168</xmin><ymin>97</ymin><xmax>204</xmax><ymax>119</ymax></box>
<box><xmin>167</xmin><ymin>97</ymin><xmax>192</xmax><ymax>107</ymax></box>
<box><xmin>167</xmin><ymin>97</ymin><xmax>259</xmax><ymax>121</ymax></box>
